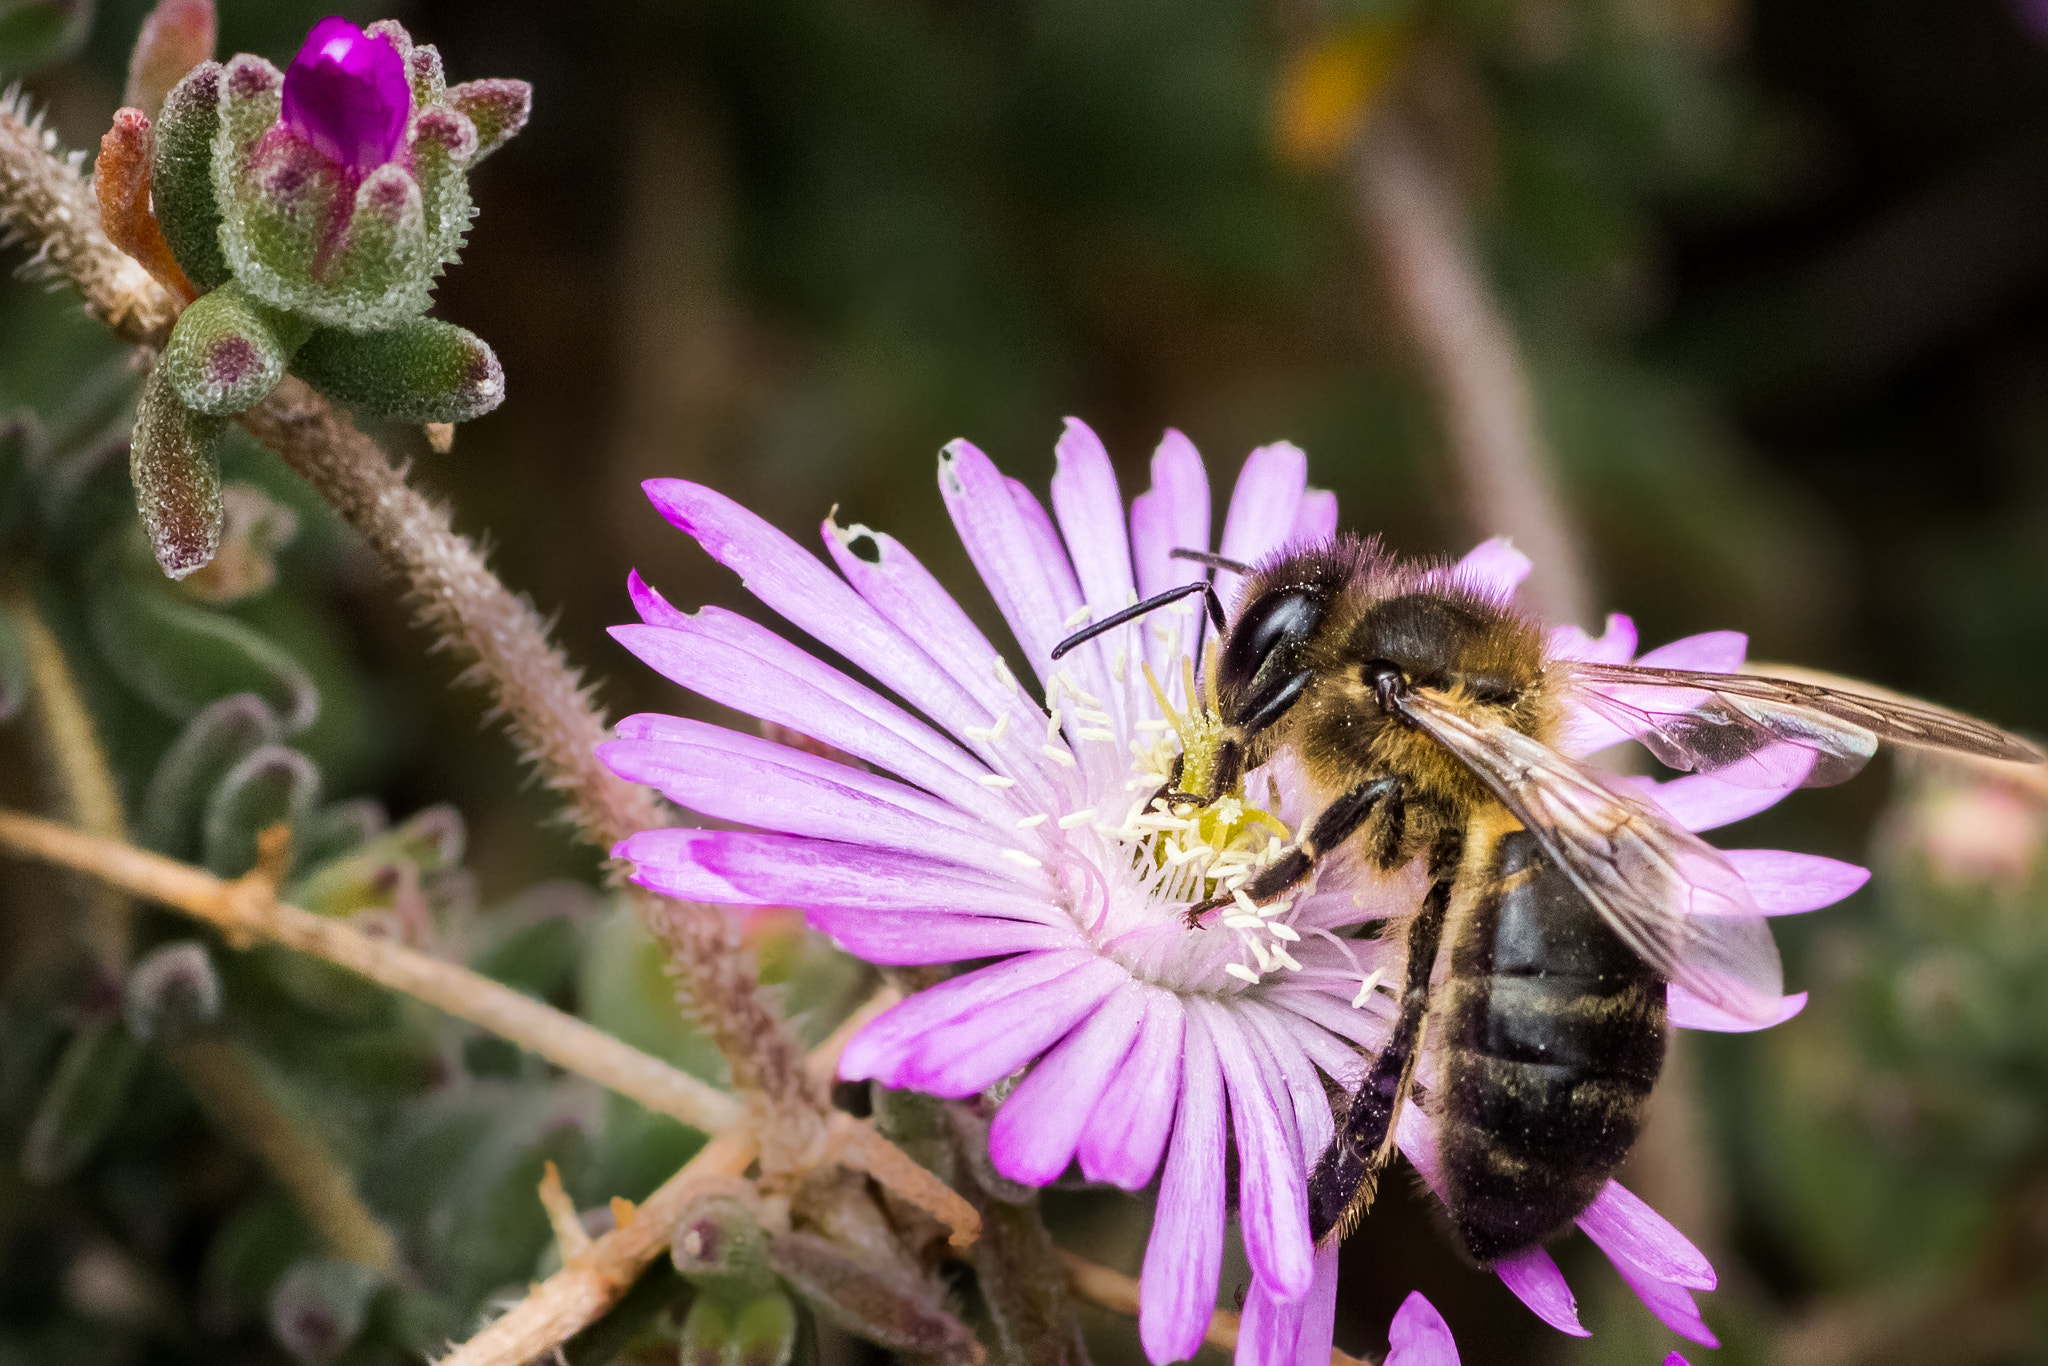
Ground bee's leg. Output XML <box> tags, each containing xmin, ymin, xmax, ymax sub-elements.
<box><xmin>1183</xmin><ymin>775</ymin><xmax>1399</xmax><ymax>926</ymax></box>
<box><xmin>1307</xmin><ymin>833</ymin><xmax>1461</xmax><ymax>1245</ymax></box>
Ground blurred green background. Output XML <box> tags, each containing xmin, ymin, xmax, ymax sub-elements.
<box><xmin>4</xmin><ymin>0</ymin><xmax>2048</xmax><ymax>1363</ymax></box>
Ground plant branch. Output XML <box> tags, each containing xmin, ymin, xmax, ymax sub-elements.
<box><xmin>1350</xmin><ymin>110</ymin><xmax>1592</xmax><ymax>629</ymax></box>
<box><xmin>1058</xmin><ymin>1251</ymin><xmax>1375</xmax><ymax>1366</ymax></box>
<box><xmin>0</xmin><ymin>810</ymin><xmax>747</xmax><ymax>1134</ymax></box>
<box><xmin>170</xmin><ymin>1033</ymin><xmax>399</xmax><ymax>1272</ymax></box>
<box><xmin>0</xmin><ymin>101</ymin><xmax>816</xmax><ymax>1118</ymax></box>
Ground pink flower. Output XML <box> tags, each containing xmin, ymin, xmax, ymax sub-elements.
<box><xmin>601</xmin><ymin>421</ymin><xmax>1864</xmax><ymax>1363</ymax></box>
<box><xmin>280</xmin><ymin>16</ymin><xmax>410</xmax><ymax>177</ymax></box>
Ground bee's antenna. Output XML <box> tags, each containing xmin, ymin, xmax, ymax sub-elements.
<box><xmin>1051</xmin><ymin>580</ymin><xmax>1226</xmax><ymax>659</ymax></box>
<box><xmin>1170</xmin><ymin>547</ymin><xmax>1253</xmax><ymax>575</ymax></box>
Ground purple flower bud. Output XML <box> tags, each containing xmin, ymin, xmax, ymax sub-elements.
<box><xmin>280</xmin><ymin>16</ymin><xmax>409</xmax><ymax>177</ymax></box>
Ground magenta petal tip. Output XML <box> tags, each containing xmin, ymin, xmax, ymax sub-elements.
<box><xmin>281</xmin><ymin>16</ymin><xmax>410</xmax><ymax>175</ymax></box>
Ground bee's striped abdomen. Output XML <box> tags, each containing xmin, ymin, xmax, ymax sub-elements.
<box><xmin>1436</xmin><ymin>828</ymin><xmax>1666</xmax><ymax>1265</ymax></box>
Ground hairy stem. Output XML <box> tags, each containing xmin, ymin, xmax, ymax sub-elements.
<box><xmin>1351</xmin><ymin>111</ymin><xmax>1592</xmax><ymax>629</ymax></box>
<box><xmin>0</xmin><ymin>809</ymin><xmax>747</xmax><ymax>1134</ymax></box>
<box><xmin>170</xmin><ymin>1034</ymin><xmax>399</xmax><ymax>1272</ymax></box>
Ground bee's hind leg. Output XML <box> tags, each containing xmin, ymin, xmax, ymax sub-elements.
<box><xmin>1184</xmin><ymin>775</ymin><xmax>1401</xmax><ymax>927</ymax></box>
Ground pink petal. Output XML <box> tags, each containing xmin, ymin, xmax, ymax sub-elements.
<box><xmin>1385</xmin><ymin>1291</ymin><xmax>1460</xmax><ymax>1366</ymax></box>
<box><xmin>1638</xmin><ymin>630</ymin><xmax>1748</xmax><ymax>672</ymax></box>
<box><xmin>1236</xmin><ymin>1245</ymin><xmax>1342</xmax><ymax>1366</ymax></box>
<box><xmin>1129</xmin><ymin>430</ymin><xmax>1214</xmax><ymax>679</ymax></box>
<box><xmin>1668</xmin><ymin>986</ymin><xmax>1807</xmax><ymax>1033</ymax></box>
<box><xmin>616</xmin><ymin>828</ymin><xmax>1057</xmax><ymax>921</ymax></box>
<box><xmin>890</xmin><ymin>956</ymin><xmax>1127</xmax><ymax>1097</ymax></box>
<box><xmin>1237</xmin><ymin>1002</ymin><xmax>1336</xmax><ymax>1162</ymax></box>
<box><xmin>1547</xmin><ymin>613</ymin><xmax>1638</xmax><ymax>664</ymax></box>
<box><xmin>938</xmin><ymin>440</ymin><xmax>1086</xmax><ymax>690</ymax></box>
<box><xmin>1051</xmin><ymin>419</ymin><xmax>1138</xmax><ymax>667</ymax></box>
<box><xmin>1452</xmin><ymin>537</ymin><xmax>1532</xmax><ymax>602</ymax></box>
<box><xmin>1289</xmin><ymin>489</ymin><xmax>1338</xmax><ymax>546</ymax></box>
<box><xmin>1588</xmin><ymin>1236</ymin><xmax>1719</xmax><ymax>1348</ymax></box>
<box><xmin>807</xmin><ymin>907</ymin><xmax>1079</xmax><ymax>965</ymax></box>
<box><xmin>1130</xmin><ymin>430</ymin><xmax>1213</xmax><ymax>598</ymax></box>
<box><xmin>1215</xmin><ymin>442</ymin><xmax>1307</xmax><ymax>603</ymax></box>
<box><xmin>609</xmin><ymin>613</ymin><xmax>1005</xmax><ymax>824</ymax></box>
<box><xmin>1494</xmin><ymin>1248</ymin><xmax>1588</xmax><ymax>1337</ymax></box>
<box><xmin>838</xmin><ymin>950</ymin><xmax>1093</xmax><ymax>1082</ymax></box>
<box><xmin>628</xmin><ymin>569</ymin><xmax>691</xmax><ymax>627</ymax></box>
<box><xmin>1575</xmin><ymin>1183</ymin><xmax>1715</xmax><ymax>1291</ymax></box>
<box><xmin>1666</xmin><ymin>1356</ymin><xmax>1692</xmax><ymax>1366</ymax></box>
<box><xmin>1079</xmin><ymin>988</ymin><xmax>1186</xmax><ymax>1189</ymax></box>
<box><xmin>1632</xmin><ymin>767</ymin><xmax>1804</xmax><ymax>832</ymax></box>
<box><xmin>988</xmin><ymin>981</ymin><xmax>1147</xmax><ymax>1185</ymax></box>
<box><xmin>600</xmin><ymin>721</ymin><xmax>1006</xmax><ymax>863</ymax></box>
<box><xmin>641</xmin><ymin>480</ymin><xmax>985</xmax><ymax>737</ymax></box>
<box><xmin>1139</xmin><ymin>1016</ymin><xmax>1226</xmax><ymax>1365</ymax></box>
<box><xmin>1200</xmin><ymin>1002</ymin><xmax>1314</xmax><ymax>1300</ymax></box>
<box><xmin>1722</xmin><ymin>849</ymin><xmax>1870</xmax><ymax>914</ymax></box>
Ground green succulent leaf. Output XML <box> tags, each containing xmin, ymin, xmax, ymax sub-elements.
<box><xmin>20</xmin><ymin>1016</ymin><xmax>145</xmax><ymax>1185</ymax></box>
<box><xmin>680</xmin><ymin>1291</ymin><xmax>798</xmax><ymax>1366</ymax></box>
<box><xmin>201</xmin><ymin>742</ymin><xmax>321</xmax><ymax>878</ymax></box>
<box><xmin>445</xmin><ymin>80</ymin><xmax>531</xmax><ymax>166</ymax></box>
<box><xmin>152</xmin><ymin>60</ymin><xmax>231</xmax><ymax>293</ymax></box>
<box><xmin>163</xmin><ymin>280</ymin><xmax>308</xmax><ymax>416</ymax></box>
<box><xmin>131</xmin><ymin>361</ymin><xmax>227</xmax><ymax>580</ymax></box>
<box><xmin>139</xmin><ymin>692</ymin><xmax>283</xmax><ymax>857</ymax></box>
<box><xmin>88</xmin><ymin>578</ymin><xmax>319</xmax><ymax>732</ymax></box>
<box><xmin>292</xmin><ymin>319</ymin><xmax>504</xmax><ymax>424</ymax></box>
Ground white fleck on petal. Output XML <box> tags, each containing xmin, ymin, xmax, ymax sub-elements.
<box><xmin>1015</xmin><ymin>813</ymin><xmax>1049</xmax><ymax>828</ymax></box>
<box><xmin>1040</xmin><ymin>745</ymin><xmax>1078</xmax><ymax>768</ymax></box>
<box><xmin>977</xmin><ymin>774</ymin><xmax>1018</xmax><ymax>788</ymax></box>
<box><xmin>1001</xmin><ymin>850</ymin><xmax>1043</xmax><ymax>868</ymax></box>
<box><xmin>1224</xmin><ymin>963</ymin><xmax>1262</xmax><ymax>985</ymax></box>
<box><xmin>1058</xmin><ymin>808</ymin><xmax>1097</xmax><ymax>828</ymax></box>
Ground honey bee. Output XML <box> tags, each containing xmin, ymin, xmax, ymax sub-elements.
<box><xmin>1052</xmin><ymin>535</ymin><xmax>2043</xmax><ymax>1264</ymax></box>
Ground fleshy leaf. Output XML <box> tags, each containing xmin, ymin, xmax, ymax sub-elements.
<box><xmin>292</xmin><ymin>319</ymin><xmax>504</xmax><ymax>423</ymax></box>
<box><xmin>670</xmin><ymin>1191</ymin><xmax>778</xmax><ymax>1300</ymax></box>
<box><xmin>765</xmin><ymin>1228</ymin><xmax>978</xmax><ymax>1360</ymax></box>
<box><xmin>88</xmin><ymin>578</ymin><xmax>318</xmax><ymax>731</ymax></box>
<box><xmin>446</xmin><ymin>79</ymin><xmax>531</xmax><ymax>165</ymax></box>
<box><xmin>269</xmin><ymin>1258</ymin><xmax>382</xmax><ymax>1366</ymax></box>
<box><xmin>21</xmin><ymin>1017</ymin><xmax>144</xmax><ymax>1185</ymax></box>
<box><xmin>124</xmin><ymin>941</ymin><xmax>222</xmax><ymax>1042</ymax></box>
<box><xmin>680</xmin><ymin>1293</ymin><xmax>798</xmax><ymax>1366</ymax></box>
<box><xmin>123</xmin><ymin>0</ymin><xmax>215</xmax><ymax>120</ymax></box>
<box><xmin>0</xmin><ymin>601</ymin><xmax>28</xmax><ymax>722</ymax></box>
<box><xmin>201</xmin><ymin>742</ymin><xmax>321</xmax><ymax>877</ymax></box>
<box><xmin>163</xmin><ymin>278</ymin><xmax>307</xmax><ymax>415</ymax></box>
<box><xmin>152</xmin><ymin>60</ymin><xmax>230</xmax><ymax>291</ymax></box>
<box><xmin>130</xmin><ymin>360</ymin><xmax>227</xmax><ymax>578</ymax></box>
<box><xmin>139</xmin><ymin>692</ymin><xmax>282</xmax><ymax>856</ymax></box>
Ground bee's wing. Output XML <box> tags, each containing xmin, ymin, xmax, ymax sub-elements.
<box><xmin>1562</xmin><ymin>661</ymin><xmax>2045</xmax><ymax>789</ymax></box>
<box><xmin>1402</xmin><ymin>691</ymin><xmax>1787</xmax><ymax>1025</ymax></box>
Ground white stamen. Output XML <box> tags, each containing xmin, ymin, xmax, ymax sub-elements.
<box><xmin>1248</xmin><ymin>939</ymin><xmax>1275</xmax><ymax>973</ymax></box>
<box><xmin>1135</xmin><ymin>718</ymin><xmax>1171</xmax><ymax>732</ymax></box>
<box><xmin>1222</xmin><ymin>914</ymin><xmax>1264</xmax><ymax>930</ymax></box>
<box><xmin>990</xmin><ymin>711</ymin><xmax>1011</xmax><ymax>740</ymax></box>
<box><xmin>993</xmin><ymin>655</ymin><xmax>1018</xmax><ymax>689</ymax></box>
<box><xmin>1271</xmin><ymin>946</ymin><xmax>1304</xmax><ymax>972</ymax></box>
<box><xmin>1040</xmin><ymin>745</ymin><xmax>1077</xmax><ymax>768</ymax></box>
<box><xmin>1077</xmin><ymin>728</ymin><xmax>1117</xmax><ymax>742</ymax></box>
<box><xmin>1045</xmin><ymin>708</ymin><xmax>1064</xmax><ymax>742</ymax></box>
<box><xmin>966</xmin><ymin>725</ymin><xmax>993</xmax><ymax>742</ymax></box>
<box><xmin>1058</xmin><ymin>808</ymin><xmax>1097</xmax><ymax>828</ymax></box>
<box><xmin>1002</xmin><ymin>849</ymin><xmax>1043</xmax><ymax>868</ymax></box>
<box><xmin>1075</xmin><ymin>708</ymin><xmax>1114</xmax><ymax>725</ymax></box>
<box><xmin>1064</xmin><ymin>604</ymin><xmax>1094</xmax><ymax>628</ymax></box>
<box><xmin>1351</xmin><ymin>969</ymin><xmax>1385</xmax><ymax>1009</ymax></box>
<box><xmin>977</xmin><ymin>774</ymin><xmax>1018</xmax><ymax>788</ymax></box>
<box><xmin>1267</xmin><ymin>922</ymin><xmax>1301</xmax><ymax>942</ymax></box>
<box><xmin>1015</xmin><ymin>813</ymin><xmax>1049</xmax><ymax>828</ymax></box>
<box><xmin>1232</xmin><ymin>889</ymin><xmax>1260</xmax><ymax>915</ymax></box>
<box><xmin>1224</xmin><ymin>963</ymin><xmax>1261</xmax><ymax>985</ymax></box>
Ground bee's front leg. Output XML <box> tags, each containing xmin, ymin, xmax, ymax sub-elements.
<box><xmin>1184</xmin><ymin>775</ymin><xmax>1402</xmax><ymax>927</ymax></box>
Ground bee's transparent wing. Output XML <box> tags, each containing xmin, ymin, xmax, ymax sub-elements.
<box><xmin>1403</xmin><ymin>692</ymin><xmax>1786</xmax><ymax>1025</ymax></box>
<box><xmin>1561</xmin><ymin>662</ymin><xmax>2044</xmax><ymax>789</ymax></box>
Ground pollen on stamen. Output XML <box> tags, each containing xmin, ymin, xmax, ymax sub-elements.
<box><xmin>1267</xmin><ymin>922</ymin><xmax>1302</xmax><ymax>943</ymax></box>
<box><xmin>1041</xmin><ymin>745</ymin><xmax>1078</xmax><ymax>768</ymax></box>
<box><xmin>978</xmin><ymin>774</ymin><xmax>1018</xmax><ymax>788</ymax></box>
<box><xmin>1064</xmin><ymin>604</ymin><xmax>1094</xmax><ymax>628</ymax></box>
<box><xmin>1015</xmin><ymin>813</ymin><xmax>1049</xmax><ymax>828</ymax></box>
<box><xmin>1271</xmin><ymin>945</ymin><xmax>1304</xmax><ymax>972</ymax></box>
<box><xmin>1046</xmin><ymin>709</ymin><xmax>1064</xmax><ymax>742</ymax></box>
<box><xmin>1058</xmin><ymin>809</ymin><xmax>1097</xmax><ymax>828</ymax></box>
<box><xmin>1002</xmin><ymin>849</ymin><xmax>1043</xmax><ymax>868</ymax></box>
<box><xmin>1224</xmin><ymin>962</ymin><xmax>1262</xmax><ymax>985</ymax></box>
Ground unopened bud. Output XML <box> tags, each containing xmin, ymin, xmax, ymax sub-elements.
<box><xmin>671</xmin><ymin>1192</ymin><xmax>776</xmax><ymax>1300</ymax></box>
<box><xmin>202</xmin><ymin>743</ymin><xmax>321</xmax><ymax>878</ymax></box>
<box><xmin>680</xmin><ymin>1291</ymin><xmax>797</xmax><ymax>1366</ymax></box>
